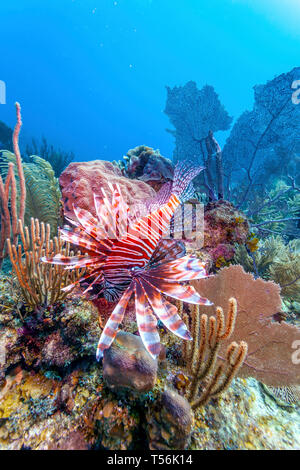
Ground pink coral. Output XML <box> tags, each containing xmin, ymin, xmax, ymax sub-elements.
<box><xmin>210</xmin><ymin>243</ymin><xmax>235</xmax><ymax>263</ymax></box>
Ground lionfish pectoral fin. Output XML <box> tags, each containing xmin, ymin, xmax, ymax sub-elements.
<box><xmin>134</xmin><ymin>281</ymin><xmax>161</xmax><ymax>359</ymax></box>
<box><xmin>148</xmin><ymin>239</ymin><xmax>186</xmax><ymax>267</ymax></box>
<box><xmin>61</xmin><ymin>268</ymin><xmax>102</xmax><ymax>293</ymax></box>
<box><xmin>146</xmin><ymin>255</ymin><xmax>208</xmax><ymax>281</ymax></box>
<box><xmin>141</xmin><ymin>274</ymin><xmax>212</xmax><ymax>306</ymax></box>
<box><xmin>96</xmin><ymin>284</ymin><xmax>134</xmax><ymax>361</ymax></box>
<box><xmin>139</xmin><ymin>277</ymin><xmax>192</xmax><ymax>341</ymax></box>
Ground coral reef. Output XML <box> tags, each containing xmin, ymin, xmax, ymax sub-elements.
<box><xmin>191</xmin><ymin>377</ymin><xmax>300</xmax><ymax>450</ymax></box>
<box><xmin>195</xmin><ymin>200</ymin><xmax>249</xmax><ymax>269</ymax></box>
<box><xmin>164</xmin><ymin>69</ymin><xmax>300</xmax><ymax>241</ymax></box>
<box><xmin>1</xmin><ymin>265</ymin><xmax>300</xmax><ymax>450</ymax></box>
<box><xmin>1</xmin><ymin>288</ymin><xmax>300</xmax><ymax>450</ymax></box>
<box><xmin>0</xmin><ymin>286</ymin><xmax>101</xmax><ymax>376</ymax></box>
<box><xmin>1</xmin><ymin>94</ymin><xmax>299</xmax><ymax>451</ymax></box>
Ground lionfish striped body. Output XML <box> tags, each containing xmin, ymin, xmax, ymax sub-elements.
<box><xmin>42</xmin><ymin>161</ymin><xmax>212</xmax><ymax>359</ymax></box>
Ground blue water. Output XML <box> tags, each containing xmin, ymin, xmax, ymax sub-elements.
<box><xmin>0</xmin><ymin>0</ymin><xmax>299</xmax><ymax>161</ymax></box>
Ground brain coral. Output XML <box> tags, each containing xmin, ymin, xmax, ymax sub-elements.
<box><xmin>59</xmin><ymin>160</ymin><xmax>156</xmax><ymax>220</ymax></box>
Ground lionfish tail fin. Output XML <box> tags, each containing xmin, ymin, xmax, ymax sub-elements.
<box><xmin>172</xmin><ymin>161</ymin><xmax>205</xmax><ymax>202</ymax></box>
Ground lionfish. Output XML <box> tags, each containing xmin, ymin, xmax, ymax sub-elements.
<box><xmin>42</xmin><ymin>161</ymin><xmax>212</xmax><ymax>360</ymax></box>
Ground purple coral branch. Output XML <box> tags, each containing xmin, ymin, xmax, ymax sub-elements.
<box><xmin>247</xmin><ymin>187</ymin><xmax>293</xmax><ymax>217</ymax></box>
<box><xmin>287</xmin><ymin>175</ymin><xmax>300</xmax><ymax>193</ymax></box>
<box><xmin>281</xmin><ymin>275</ymin><xmax>300</xmax><ymax>289</ymax></box>
<box><xmin>236</xmin><ymin>97</ymin><xmax>291</xmax><ymax>210</ymax></box>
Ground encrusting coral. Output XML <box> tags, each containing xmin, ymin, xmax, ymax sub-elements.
<box><xmin>7</xmin><ymin>218</ymin><xmax>85</xmax><ymax>309</ymax></box>
<box><xmin>181</xmin><ymin>298</ymin><xmax>248</xmax><ymax>409</ymax></box>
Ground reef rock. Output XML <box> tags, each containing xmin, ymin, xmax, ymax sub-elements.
<box><xmin>0</xmin><ymin>288</ymin><xmax>101</xmax><ymax>375</ymax></box>
<box><xmin>95</xmin><ymin>398</ymin><xmax>140</xmax><ymax>450</ymax></box>
<box><xmin>191</xmin><ymin>377</ymin><xmax>300</xmax><ymax>450</ymax></box>
<box><xmin>103</xmin><ymin>331</ymin><xmax>158</xmax><ymax>393</ymax></box>
<box><xmin>146</xmin><ymin>388</ymin><xmax>193</xmax><ymax>450</ymax></box>
<box><xmin>41</xmin><ymin>331</ymin><xmax>75</xmax><ymax>368</ymax></box>
<box><xmin>59</xmin><ymin>160</ymin><xmax>156</xmax><ymax>220</ymax></box>
<box><xmin>0</xmin><ymin>328</ymin><xmax>22</xmax><ymax>380</ymax></box>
